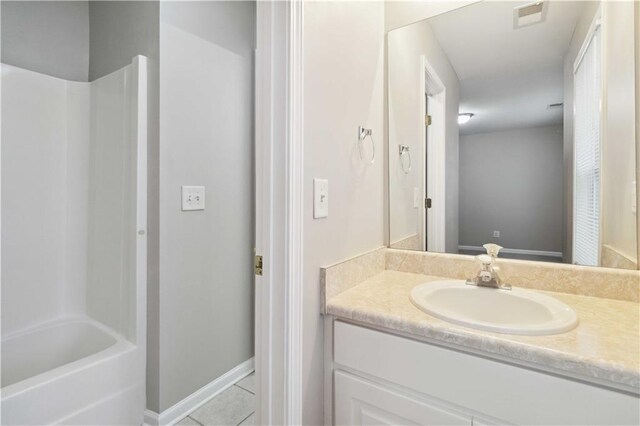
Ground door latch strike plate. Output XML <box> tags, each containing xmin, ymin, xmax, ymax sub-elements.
<box><xmin>255</xmin><ymin>255</ymin><xmax>263</xmax><ymax>276</ymax></box>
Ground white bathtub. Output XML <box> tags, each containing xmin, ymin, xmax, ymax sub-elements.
<box><xmin>2</xmin><ymin>319</ymin><xmax>117</xmax><ymax>388</ymax></box>
<box><xmin>1</xmin><ymin>317</ymin><xmax>145</xmax><ymax>425</ymax></box>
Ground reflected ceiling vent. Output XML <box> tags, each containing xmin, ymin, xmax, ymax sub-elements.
<box><xmin>514</xmin><ymin>1</ymin><xmax>548</xmax><ymax>29</ymax></box>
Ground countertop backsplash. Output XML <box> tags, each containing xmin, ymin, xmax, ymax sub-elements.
<box><xmin>322</xmin><ymin>247</ymin><xmax>640</xmax><ymax>309</ymax></box>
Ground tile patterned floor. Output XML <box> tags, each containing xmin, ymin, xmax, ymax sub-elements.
<box><xmin>177</xmin><ymin>372</ymin><xmax>256</xmax><ymax>426</ymax></box>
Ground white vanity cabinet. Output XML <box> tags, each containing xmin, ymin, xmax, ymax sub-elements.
<box><xmin>330</xmin><ymin>321</ymin><xmax>640</xmax><ymax>426</ymax></box>
<box><xmin>335</xmin><ymin>371</ymin><xmax>477</xmax><ymax>425</ymax></box>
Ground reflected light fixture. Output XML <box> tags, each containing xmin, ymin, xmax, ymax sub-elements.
<box><xmin>458</xmin><ymin>113</ymin><xmax>474</xmax><ymax>125</ymax></box>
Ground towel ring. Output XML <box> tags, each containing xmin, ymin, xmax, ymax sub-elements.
<box><xmin>357</xmin><ymin>126</ymin><xmax>375</xmax><ymax>164</ymax></box>
<box><xmin>399</xmin><ymin>145</ymin><xmax>411</xmax><ymax>174</ymax></box>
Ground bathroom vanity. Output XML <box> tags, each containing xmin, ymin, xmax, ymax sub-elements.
<box><xmin>321</xmin><ymin>249</ymin><xmax>640</xmax><ymax>425</ymax></box>
<box><xmin>321</xmin><ymin>1</ymin><xmax>640</xmax><ymax>424</ymax></box>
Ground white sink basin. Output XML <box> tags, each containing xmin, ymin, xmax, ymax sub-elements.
<box><xmin>410</xmin><ymin>280</ymin><xmax>578</xmax><ymax>335</ymax></box>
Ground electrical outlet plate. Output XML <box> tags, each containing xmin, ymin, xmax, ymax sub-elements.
<box><xmin>182</xmin><ymin>186</ymin><xmax>205</xmax><ymax>211</ymax></box>
<box><xmin>413</xmin><ymin>188</ymin><xmax>420</xmax><ymax>209</ymax></box>
<box><xmin>493</xmin><ymin>230</ymin><xmax>500</xmax><ymax>238</ymax></box>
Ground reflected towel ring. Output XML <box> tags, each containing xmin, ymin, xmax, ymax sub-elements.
<box><xmin>357</xmin><ymin>126</ymin><xmax>375</xmax><ymax>164</ymax></box>
<box><xmin>399</xmin><ymin>145</ymin><xmax>411</xmax><ymax>174</ymax></box>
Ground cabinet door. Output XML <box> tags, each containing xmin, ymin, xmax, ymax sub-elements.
<box><xmin>335</xmin><ymin>371</ymin><xmax>471</xmax><ymax>426</ymax></box>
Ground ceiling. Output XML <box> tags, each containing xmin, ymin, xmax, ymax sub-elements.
<box><xmin>428</xmin><ymin>0</ymin><xmax>587</xmax><ymax>135</ymax></box>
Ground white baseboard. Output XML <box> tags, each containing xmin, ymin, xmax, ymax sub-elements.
<box><xmin>143</xmin><ymin>357</ymin><xmax>254</xmax><ymax>426</ymax></box>
<box><xmin>458</xmin><ymin>245</ymin><xmax>563</xmax><ymax>259</ymax></box>
<box><xmin>143</xmin><ymin>409</ymin><xmax>159</xmax><ymax>426</ymax></box>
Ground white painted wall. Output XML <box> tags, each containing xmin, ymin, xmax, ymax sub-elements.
<box><xmin>564</xmin><ymin>1</ymin><xmax>638</xmax><ymax>265</ymax></box>
<box><xmin>459</xmin><ymin>125</ymin><xmax>564</xmax><ymax>253</ymax></box>
<box><xmin>387</xmin><ymin>18</ymin><xmax>460</xmax><ymax>253</ymax></box>
<box><xmin>384</xmin><ymin>0</ymin><xmax>479</xmax><ymax>32</ymax></box>
<box><xmin>303</xmin><ymin>2</ymin><xmax>385</xmax><ymax>423</ymax></box>
<box><xmin>600</xmin><ymin>1</ymin><xmax>637</xmax><ymax>264</ymax></box>
<box><xmin>158</xmin><ymin>1</ymin><xmax>255</xmax><ymax>411</ymax></box>
<box><xmin>636</xmin><ymin>0</ymin><xmax>640</xmax><ymax>267</ymax></box>
<box><xmin>0</xmin><ymin>1</ymin><xmax>89</xmax><ymax>81</ymax></box>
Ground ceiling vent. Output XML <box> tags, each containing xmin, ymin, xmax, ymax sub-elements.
<box><xmin>514</xmin><ymin>1</ymin><xmax>548</xmax><ymax>29</ymax></box>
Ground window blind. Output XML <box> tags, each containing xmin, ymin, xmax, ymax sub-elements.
<box><xmin>573</xmin><ymin>25</ymin><xmax>601</xmax><ymax>267</ymax></box>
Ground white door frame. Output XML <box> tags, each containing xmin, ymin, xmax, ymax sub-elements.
<box><xmin>636</xmin><ymin>0</ymin><xmax>640</xmax><ymax>269</ymax></box>
<box><xmin>420</xmin><ymin>56</ymin><xmax>446</xmax><ymax>253</ymax></box>
<box><xmin>255</xmin><ymin>1</ymin><xmax>304</xmax><ymax>425</ymax></box>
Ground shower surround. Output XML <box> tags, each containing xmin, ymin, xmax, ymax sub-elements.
<box><xmin>1</xmin><ymin>56</ymin><xmax>147</xmax><ymax>425</ymax></box>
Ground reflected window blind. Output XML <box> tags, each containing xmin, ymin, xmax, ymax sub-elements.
<box><xmin>573</xmin><ymin>25</ymin><xmax>601</xmax><ymax>267</ymax></box>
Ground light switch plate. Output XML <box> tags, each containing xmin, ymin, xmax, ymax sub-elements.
<box><xmin>632</xmin><ymin>181</ymin><xmax>637</xmax><ymax>214</ymax></box>
<box><xmin>314</xmin><ymin>179</ymin><xmax>329</xmax><ymax>219</ymax></box>
<box><xmin>413</xmin><ymin>188</ymin><xmax>420</xmax><ymax>209</ymax></box>
<box><xmin>182</xmin><ymin>186</ymin><xmax>205</xmax><ymax>211</ymax></box>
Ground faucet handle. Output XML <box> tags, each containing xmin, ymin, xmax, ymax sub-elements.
<box><xmin>483</xmin><ymin>243</ymin><xmax>503</xmax><ymax>259</ymax></box>
<box><xmin>476</xmin><ymin>254</ymin><xmax>493</xmax><ymax>268</ymax></box>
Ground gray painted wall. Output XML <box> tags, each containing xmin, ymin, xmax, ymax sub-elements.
<box><xmin>158</xmin><ymin>1</ymin><xmax>255</xmax><ymax>411</ymax></box>
<box><xmin>1</xmin><ymin>1</ymin><xmax>89</xmax><ymax>81</ymax></box>
<box><xmin>459</xmin><ymin>125</ymin><xmax>564</xmax><ymax>252</ymax></box>
<box><xmin>88</xmin><ymin>1</ymin><xmax>160</xmax><ymax>81</ymax></box>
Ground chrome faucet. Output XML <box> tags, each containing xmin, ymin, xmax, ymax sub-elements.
<box><xmin>465</xmin><ymin>243</ymin><xmax>511</xmax><ymax>290</ymax></box>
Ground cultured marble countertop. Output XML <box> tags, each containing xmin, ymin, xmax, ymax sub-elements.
<box><xmin>326</xmin><ymin>270</ymin><xmax>640</xmax><ymax>394</ymax></box>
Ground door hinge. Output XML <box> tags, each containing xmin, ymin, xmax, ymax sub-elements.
<box><xmin>425</xmin><ymin>114</ymin><xmax>432</xmax><ymax>126</ymax></box>
<box><xmin>425</xmin><ymin>198</ymin><xmax>432</xmax><ymax>209</ymax></box>
<box><xmin>254</xmin><ymin>255</ymin><xmax>263</xmax><ymax>276</ymax></box>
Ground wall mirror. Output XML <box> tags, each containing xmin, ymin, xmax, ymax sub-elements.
<box><xmin>388</xmin><ymin>0</ymin><xmax>639</xmax><ymax>270</ymax></box>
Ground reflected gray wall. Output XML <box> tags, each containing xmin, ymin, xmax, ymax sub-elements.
<box><xmin>459</xmin><ymin>125</ymin><xmax>563</xmax><ymax>253</ymax></box>
<box><xmin>1</xmin><ymin>1</ymin><xmax>89</xmax><ymax>81</ymax></box>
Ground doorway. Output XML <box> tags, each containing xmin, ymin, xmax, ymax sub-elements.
<box><xmin>424</xmin><ymin>93</ymin><xmax>430</xmax><ymax>251</ymax></box>
<box><xmin>421</xmin><ymin>57</ymin><xmax>447</xmax><ymax>253</ymax></box>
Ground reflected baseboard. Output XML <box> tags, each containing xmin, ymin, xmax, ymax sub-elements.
<box><xmin>458</xmin><ymin>245</ymin><xmax>563</xmax><ymax>261</ymax></box>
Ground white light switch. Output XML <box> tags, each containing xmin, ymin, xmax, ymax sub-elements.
<box><xmin>182</xmin><ymin>186</ymin><xmax>205</xmax><ymax>211</ymax></box>
<box><xmin>413</xmin><ymin>187</ymin><xmax>420</xmax><ymax>209</ymax></box>
<box><xmin>314</xmin><ymin>179</ymin><xmax>329</xmax><ymax>219</ymax></box>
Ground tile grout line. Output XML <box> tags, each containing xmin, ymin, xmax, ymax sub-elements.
<box><xmin>184</xmin><ymin>374</ymin><xmax>256</xmax><ymax>425</ymax></box>
<box><xmin>235</xmin><ymin>410</ymin><xmax>255</xmax><ymax>426</ymax></box>
<box><xmin>234</xmin><ymin>383</ymin><xmax>255</xmax><ymax>395</ymax></box>
<box><xmin>187</xmin><ymin>415</ymin><xmax>204</xmax><ymax>426</ymax></box>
